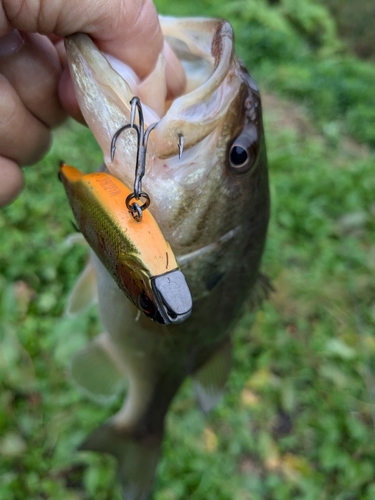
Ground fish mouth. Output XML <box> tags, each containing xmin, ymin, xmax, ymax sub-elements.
<box><xmin>65</xmin><ymin>17</ymin><xmax>240</xmax><ymax>178</ymax></box>
<box><xmin>151</xmin><ymin>269</ymin><xmax>193</xmax><ymax>324</ymax></box>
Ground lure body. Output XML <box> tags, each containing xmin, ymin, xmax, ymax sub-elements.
<box><xmin>60</xmin><ymin>164</ymin><xmax>192</xmax><ymax>324</ymax></box>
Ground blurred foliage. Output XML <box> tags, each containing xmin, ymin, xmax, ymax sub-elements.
<box><xmin>321</xmin><ymin>0</ymin><xmax>375</xmax><ymax>60</ymax></box>
<box><xmin>1</xmin><ymin>0</ymin><xmax>375</xmax><ymax>498</ymax></box>
<box><xmin>158</xmin><ymin>0</ymin><xmax>375</xmax><ymax>147</ymax></box>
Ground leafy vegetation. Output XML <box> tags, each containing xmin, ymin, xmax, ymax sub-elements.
<box><xmin>1</xmin><ymin>0</ymin><xmax>375</xmax><ymax>498</ymax></box>
<box><xmin>321</xmin><ymin>0</ymin><xmax>375</xmax><ymax>60</ymax></box>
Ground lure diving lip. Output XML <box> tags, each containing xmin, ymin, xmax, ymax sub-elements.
<box><xmin>152</xmin><ymin>270</ymin><xmax>193</xmax><ymax>324</ymax></box>
<box><xmin>59</xmin><ymin>162</ymin><xmax>192</xmax><ymax>325</ymax></box>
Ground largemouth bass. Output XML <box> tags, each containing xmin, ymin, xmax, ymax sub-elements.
<box><xmin>64</xmin><ymin>16</ymin><xmax>270</xmax><ymax>499</ymax></box>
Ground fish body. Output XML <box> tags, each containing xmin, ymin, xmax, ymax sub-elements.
<box><xmin>64</xmin><ymin>16</ymin><xmax>270</xmax><ymax>499</ymax></box>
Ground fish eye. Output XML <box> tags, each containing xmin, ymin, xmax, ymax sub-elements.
<box><xmin>139</xmin><ymin>293</ymin><xmax>155</xmax><ymax>317</ymax></box>
<box><xmin>228</xmin><ymin>132</ymin><xmax>258</xmax><ymax>175</ymax></box>
<box><xmin>230</xmin><ymin>145</ymin><xmax>249</xmax><ymax>167</ymax></box>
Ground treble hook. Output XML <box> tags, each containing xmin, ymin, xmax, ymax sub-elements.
<box><xmin>110</xmin><ymin>97</ymin><xmax>158</xmax><ymax>221</ymax></box>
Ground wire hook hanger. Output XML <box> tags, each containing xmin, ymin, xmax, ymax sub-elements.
<box><xmin>110</xmin><ymin>96</ymin><xmax>158</xmax><ymax>221</ymax></box>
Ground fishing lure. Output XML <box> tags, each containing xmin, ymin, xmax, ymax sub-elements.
<box><xmin>59</xmin><ymin>98</ymin><xmax>192</xmax><ymax>324</ymax></box>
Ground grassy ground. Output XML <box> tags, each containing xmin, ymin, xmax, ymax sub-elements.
<box><xmin>1</xmin><ymin>0</ymin><xmax>375</xmax><ymax>498</ymax></box>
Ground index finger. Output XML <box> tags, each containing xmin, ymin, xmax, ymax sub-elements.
<box><xmin>0</xmin><ymin>0</ymin><xmax>163</xmax><ymax>80</ymax></box>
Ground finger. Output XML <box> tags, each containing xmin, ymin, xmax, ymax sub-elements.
<box><xmin>58</xmin><ymin>43</ymin><xmax>185</xmax><ymax>119</ymax></box>
<box><xmin>0</xmin><ymin>74</ymin><xmax>51</xmax><ymax>166</ymax></box>
<box><xmin>0</xmin><ymin>156</ymin><xmax>24</xmax><ymax>207</ymax></box>
<box><xmin>58</xmin><ymin>65</ymin><xmax>85</xmax><ymax>124</ymax></box>
<box><xmin>0</xmin><ymin>0</ymin><xmax>185</xmax><ymax>95</ymax></box>
<box><xmin>56</xmin><ymin>38</ymin><xmax>86</xmax><ymax>122</ymax></box>
<box><xmin>54</xmin><ymin>39</ymin><xmax>67</xmax><ymax>67</ymax></box>
<box><xmin>47</xmin><ymin>34</ymin><xmax>63</xmax><ymax>45</ymax></box>
<box><xmin>0</xmin><ymin>30</ymin><xmax>65</xmax><ymax>127</ymax></box>
<box><xmin>163</xmin><ymin>42</ymin><xmax>186</xmax><ymax>99</ymax></box>
<box><xmin>1</xmin><ymin>0</ymin><xmax>163</xmax><ymax>79</ymax></box>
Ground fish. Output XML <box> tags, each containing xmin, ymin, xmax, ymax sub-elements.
<box><xmin>64</xmin><ymin>15</ymin><xmax>270</xmax><ymax>500</ymax></box>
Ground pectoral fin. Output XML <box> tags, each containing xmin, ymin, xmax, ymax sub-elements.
<box><xmin>249</xmin><ymin>272</ymin><xmax>274</xmax><ymax>309</ymax></box>
<box><xmin>66</xmin><ymin>260</ymin><xmax>97</xmax><ymax>316</ymax></box>
<box><xmin>71</xmin><ymin>333</ymin><xmax>126</xmax><ymax>404</ymax></box>
<box><xmin>193</xmin><ymin>339</ymin><xmax>232</xmax><ymax>414</ymax></box>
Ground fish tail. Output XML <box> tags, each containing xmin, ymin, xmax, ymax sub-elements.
<box><xmin>79</xmin><ymin>421</ymin><xmax>163</xmax><ymax>500</ymax></box>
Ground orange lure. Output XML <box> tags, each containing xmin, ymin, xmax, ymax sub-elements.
<box><xmin>59</xmin><ymin>163</ymin><xmax>192</xmax><ymax>324</ymax></box>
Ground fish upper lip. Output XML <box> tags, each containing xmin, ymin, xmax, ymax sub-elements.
<box><xmin>151</xmin><ymin>269</ymin><xmax>193</xmax><ymax>325</ymax></box>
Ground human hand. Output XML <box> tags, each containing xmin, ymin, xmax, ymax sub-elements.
<box><xmin>0</xmin><ymin>0</ymin><xmax>185</xmax><ymax>207</ymax></box>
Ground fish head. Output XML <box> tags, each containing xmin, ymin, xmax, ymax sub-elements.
<box><xmin>65</xmin><ymin>16</ymin><xmax>269</xmax><ymax>301</ymax></box>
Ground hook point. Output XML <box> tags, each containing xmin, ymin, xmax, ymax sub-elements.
<box><xmin>178</xmin><ymin>134</ymin><xmax>184</xmax><ymax>160</ymax></box>
<box><xmin>110</xmin><ymin>146</ymin><xmax>116</xmax><ymax>163</ymax></box>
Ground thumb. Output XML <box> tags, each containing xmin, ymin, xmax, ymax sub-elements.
<box><xmin>1</xmin><ymin>0</ymin><xmax>163</xmax><ymax>79</ymax></box>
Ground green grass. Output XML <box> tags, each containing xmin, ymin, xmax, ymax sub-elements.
<box><xmin>1</xmin><ymin>0</ymin><xmax>375</xmax><ymax>498</ymax></box>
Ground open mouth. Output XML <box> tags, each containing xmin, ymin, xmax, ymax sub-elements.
<box><xmin>65</xmin><ymin>18</ymin><xmax>239</xmax><ymax>165</ymax></box>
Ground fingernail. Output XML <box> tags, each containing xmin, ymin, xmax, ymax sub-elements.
<box><xmin>0</xmin><ymin>30</ymin><xmax>24</xmax><ymax>58</ymax></box>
